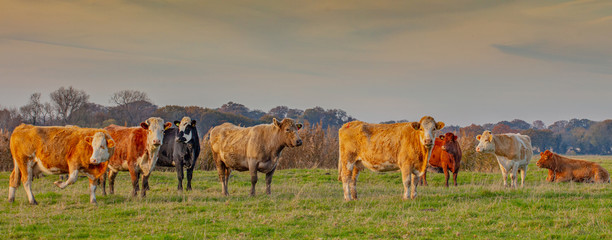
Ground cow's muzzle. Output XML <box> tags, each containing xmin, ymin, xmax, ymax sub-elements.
<box><xmin>295</xmin><ymin>139</ymin><xmax>303</xmax><ymax>146</ymax></box>
<box><xmin>424</xmin><ymin>139</ymin><xmax>433</xmax><ymax>148</ymax></box>
<box><xmin>90</xmin><ymin>158</ymin><xmax>99</xmax><ymax>164</ymax></box>
<box><xmin>153</xmin><ymin>139</ymin><xmax>162</xmax><ymax>146</ymax></box>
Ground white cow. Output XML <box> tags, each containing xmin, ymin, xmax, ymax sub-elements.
<box><xmin>476</xmin><ymin>131</ymin><xmax>532</xmax><ymax>187</ymax></box>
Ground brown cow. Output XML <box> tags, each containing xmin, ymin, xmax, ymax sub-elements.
<box><xmin>209</xmin><ymin>118</ymin><xmax>303</xmax><ymax>196</ymax></box>
<box><xmin>103</xmin><ymin>117</ymin><xmax>171</xmax><ymax>197</ymax></box>
<box><xmin>8</xmin><ymin>124</ymin><xmax>115</xmax><ymax>205</ymax></box>
<box><xmin>537</xmin><ymin>150</ymin><xmax>610</xmax><ymax>183</ymax></box>
<box><xmin>338</xmin><ymin>116</ymin><xmax>445</xmax><ymax>200</ymax></box>
<box><xmin>420</xmin><ymin>132</ymin><xmax>462</xmax><ymax>187</ymax></box>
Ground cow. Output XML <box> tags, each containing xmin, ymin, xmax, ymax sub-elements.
<box><xmin>8</xmin><ymin>124</ymin><xmax>115</xmax><ymax>205</ymax></box>
<box><xmin>476</xmin><ymin>131</ymin><xmax>532</xmax><ymax>188</ymax></box>
<box><xmin>338</xmin><ymin>116</ymin><xmax>445</xmax><ymax>200</ymax></box>
<box><xmin>537</xmin><ymin>150</ymin><xmax>610</xmax><ymax>183</ymax></box>
<box><xmin>420</xmin><ymin>132</ymin><xmax>462</xmax><ymax>187</ymax></box>
<box><xmin>102</xmin><ymin>117</ymin><xmax>171</xmax><ymax>197</ymax></box>
<box><xmin>208</xmin><ymin>118</ymin><xmax>303</xmax><ymax>196</ymax></box>
<box><xmin>156</xmin><ymin>117</ymin><xmax>201</xmax><ymax>191</ymax></box>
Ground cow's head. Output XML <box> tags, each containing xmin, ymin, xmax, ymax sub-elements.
<box><xmin>273</xmin><ymin>118</ymin><xmax>303</xmax><ymax>147</ymax></box>
<box><xmin>174</xmin><ymin>117</ymin><xmax>197</xmax><ymax>144</ymax></box>
<box><xmin>439</xmin><ymin>132</ymin><xmax>459</xmax><ymax>152</ymax></box>
<box><xmin>537</xmin><ymin>150</ymin><xmax>555</xmax><ymax>168</ymax></box>
<box><xmin>140</xmin><ymin>117</ymin><xmax>171</xmax><ymax>147</ymax></box>
<box><xmin>411</xmin><ymin>116</ymin><xmax>444</xmax><ymax>149</ymax></box>
<box><xmin>475</xmin><ymin>131</ymin><xmax>495</xmax><ymax>153</ymax></box>
<box><xmin>85</xmin><ymin>132</ymin><xmax>115</xmax><ymax>164</ymax></box>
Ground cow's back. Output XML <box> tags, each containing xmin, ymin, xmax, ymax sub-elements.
<box><xmin>339</xmin><ymin>121</ymin><xmax>421</xmax><ymax>171</ymax></box>
<box><xmin>210</xmin><ymin>123</ymin><xmax>251</xmax><ymax>162</ymax></box>
<box><xmin>104</xmin><ymin>125</ymin><xmax>147</xmax><ymax>168</ymax></box>
<box><xmin>494</xmin><ymin>134</ymin><xmax>532</xmax><ymax>163</ymax></box>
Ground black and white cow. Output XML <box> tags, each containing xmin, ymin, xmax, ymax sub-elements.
<box><xmin>154</xmin><ymin>117</ymin><xmax>201</xmax><ymax>191</ymax></box>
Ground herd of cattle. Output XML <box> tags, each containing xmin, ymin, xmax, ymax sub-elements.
<box><xmin>6</xmin><ymin>116</ymin><xmax>610</xmax><ymax>205</ymax></box>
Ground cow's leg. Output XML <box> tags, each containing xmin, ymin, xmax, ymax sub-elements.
<box><xmin>223</xmin><ymin>168</ymin><xmax>231</xmax><ymax>196</ymax></box>
<box><xmin>498</xmin><ymin>162</ymin><xmax>508</xmax><ymax>187</ymax></box>
<box><xmin>88</xmin><ymin>178</ymin><xmax>98</xmax><ymax>204</ymax></box>
<box><xmin>420</xmin><ymin>171</ymin><xmax>428</xmax><ymax>186</ymax></box>
<box><xmin>186</xmin><ymin>166</ymin><xmax>194</xmax><ymax>191</ymax></box>
<box><xmin>8</xmin><ymin>164</ymin><xmax>21</xmax><ymax>203</ymax></box>
<box><xmin>24</xmin><ymin>161</ymin><xmax>37</xmax><ymax>205</ymax></box>
<box><xmin>410</xmin><ymin>172</ymin><xmax>419</xmax><ymax>199</ymax></box>
<box><xmin>248</xmin><ymin>159</ymin><xmax>258</xmax><ymax>197</ymax></box>
<box><xmin>443</xmin><ymin>163</ymin><xmax>450</xmax><ymax>187</ymax></box>
<box><xmin>54</xmin><ymin>169</ymin><xmax>79</xmax><ymax>189</ymax></box>
<box><xmin>520</xmin><ymin>165</ymin><xmax>527</xmax><ymax>187</ymax></box>
<box><xmin>340</xmin><ymin>162</ymin><xmax>354</xmax><ymax>201</ymax></box>
<box><xmin>141</xmin><ymin>173</ymin><xmax>150</xmax><ymax>197</ymax></box>
<box><xmin>108</xmin><ymin>170</ymin><xmax>118</xmax><ymax>194</ymax></box>
<box><xmin>100</xmin><ymin>171</ymin><xmax>107</xmax><ymax>196</ymax></box>
<box><xmin>546</xmin><ymin>169</ymin><xmax>555</xmax><ymax>182</ymax></box>
<box><xmin>265</xmin><ymin>166</ymin><xmax>276</xmax><ymax>195</ymax></box>
<box><xmin>350</xmin><ymin>167</ymin><xmax>360</xmax><ymax>200</ymax></box>
<box><xmin>176</xmin><ymin>162</ymin><xmax>184</xmax><ymax>191</ymax></box>
<box><xmin>453</xmin><ymin>169</ymin><xmax>458</xmax><ymax>186</ymax></box>
<box><xmin>128</xmin><ymin>167</ymin><xmax>140</xmax><ymax>197</ymax></box>
<box><xmin>400</xmin><ymin>167</ymin><xmax>412</xmax><ymax>200</ymax></box>
<box><xmin>215</xmin><ymin>157</ymin><xmax>229</xmax><ymax>196</ymax></box>
<box><xmin>509</xmin><ymin>163</ymin><xmax>519</xmax><ymax>188</ymax></box>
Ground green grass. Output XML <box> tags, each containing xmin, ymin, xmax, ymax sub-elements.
<box><xmin>0</xmin><ymin>157</ymin><xmax>610</xmax><ymax>239</ymax></box>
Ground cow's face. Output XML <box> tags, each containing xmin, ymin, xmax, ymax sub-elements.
<box><xmin>537</xmin><ymin>150</ymin><xmax>554</xmax><ymax>168</ymax></box>
<box><xmin>475</xmin><ymin>131</ymin><xmax>495</xmax><ymax>153</ymax></box>
<box><xmin>175</xmin><ymin>117</ymin><xmax>197</xmax><ymax>144</ymax></box>
<box><xmin>411</xmin><ymin>116</ymin><xmax>444</xmax><ymax>149</ymax></box>
<box><xmin>440</xmin><ymin>132</ymin><xmax>458</xmax><ymax>152</ymax></box>
<box><xmin>273</xmin><ymin>118</ymin><xmax>303</xmax><ymax>147</ymax></box>
<box><xmin>141</xmin><ymin>117</ymin><xmax>171</xmax><ymax>148</ymax></box>
<box><xmin>85</xmin><ymin>132</ymin><xmax>116</xmax><ymax>164</ymax></box>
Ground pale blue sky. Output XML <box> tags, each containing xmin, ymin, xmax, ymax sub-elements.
<box><xmin>1</xmin><ymin>0</ymin><xmax>611</xmax><ymax>126</ymax></box>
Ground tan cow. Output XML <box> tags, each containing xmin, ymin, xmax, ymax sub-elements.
<box><xmin>338</xmin><ymin>116</ymin><xmax>445</xmax><ymax>200</ymax></box>
<box><xmin>209</xmin><ymin>118</ymin><xmax>302</xmax><ymax>196</ymax></box>
<box><xmin>8</xmin><ymin>124</ymin><xmax>115</xmax><ymax>205</ymax></box>
<box><xmin>476</xmin><ymin>131</ymin><xmax>532</xmax><ymax>187</ymax></box>
<box><xmin>103</xmin><ymin>117</ymin><xmax>171</xmax><ymax>197</ymax></box>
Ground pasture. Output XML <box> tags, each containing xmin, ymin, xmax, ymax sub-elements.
<box><xmin>1</xmin><ymin>156</ymin><xmax>610</xmax><ymax>239</ymax></box>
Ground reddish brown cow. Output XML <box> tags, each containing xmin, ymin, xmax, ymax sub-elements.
<box><xmin>420</xmin><ymin>132</ymin><xmax>462</xmax><ymax>187</ymax></box>
<box><xmin>103</xmin><ymin>117</ymin><xmax>171</xmax><ymax>197</ymax></box>
<box><xmin>537</xmin><ymin>150</ymin><xmax>610</xmax><ymax>183</ymax></box>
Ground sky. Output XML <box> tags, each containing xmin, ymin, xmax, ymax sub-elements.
<box><xmin>1</xmin><ymin>0</ymin><xmax>611</xmax><ymax>127</ymax></box>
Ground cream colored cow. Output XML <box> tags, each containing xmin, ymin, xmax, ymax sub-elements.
<box><xmin>476</xmin><ymin>131</ymin><xmax>532</xmax><ymax>187</ymax></box>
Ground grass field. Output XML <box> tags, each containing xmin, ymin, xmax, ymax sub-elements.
<box><xmin>1</xmin><ymin>156</ymin><xmax>610</xmax><ymax>239</ymax></box>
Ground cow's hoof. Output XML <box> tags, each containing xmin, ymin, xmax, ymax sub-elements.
<box><xmin>53</xmin><ymin>181</ymin><xmax>63</xmax><ymax>188</ymax></box>
<box><xmin>30</xmin><ymin>200</ymin><xmax>38</xmax><ymax>205</ymax></box>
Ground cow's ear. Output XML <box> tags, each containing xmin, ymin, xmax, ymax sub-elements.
<box><xmin>488</xmin><ymin>134</ymin><xmax>493</xmax><ymax>142</ymax></box>
<box><xmin>296</xmin><ymin>123</ymin><xmax>302</xmax><ymax>130</ymax></box>
<box><xmin>540</xmin><ymin>152</ymin><xmax>544</xmax><ymax>156</ymax></box>
<box><xmin>476</xmin><ymin>135</ymin><xmax>481</xmax><ymax>141</ymax></box>
<box><xmin>436</xmin><ymin>121</ymin><xmax>445</xmax><ymax>130</ymax></box>
<box><xmin>453</xmin><ymin>135</ymin><xmax>458</xmax><ymax>141</ymax></box>
<box><xmin>106</xmin><ymin>139</ymin><xmax>116</xmax><ymax>149</ymax></box>
<box><xmin>439</xmin><ymin>135</ymin><xmax>445</xmax><ymax>140</ymax></box>
<box><xmin>273</xmin><ymin>118</ymin><xmax>282</xmax><ymax>128</ymax></box>
<box><xmin>85</xmin><ymin>136</ymin><xmax>93</xmax><ymax>145</ymax></box>
<box><xmin>174</xmin><ymin>121</ymin><xmax>180</xmax><ymax>127</ymax></box>
<box><xmin>191</xmin><ymin>120</ymin><xmax>197</xmax><ymax>127</ymax></box>
<box><xmin>140</xmin><ymin>122</ymin><xmax>149</xmax><ymax>130</ymax></box>
<box><xmin>164</xmin><ymin>122</ymin><xmax>172</xmax><ymax>130</ymax></box>
<box><xmin>411</xmin><ymin>122</ymin><xmax>420</xmax><ymax>130</ymax></box>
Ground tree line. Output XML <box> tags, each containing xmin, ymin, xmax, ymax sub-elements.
<box><xmin>2</xmin><ymin>86</ymin><xmax>612</xmax><ymax>156</ymax></box>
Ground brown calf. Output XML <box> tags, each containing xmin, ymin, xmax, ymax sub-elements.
<box><xmin>537</xmin><ymin>150</ymin><xmax>610</xmax><ymax>183</ymax></box>
<box><xmin>421</xmin><ymin>132</ymin><xmax>462</xmax><ymax>187</ymax></box>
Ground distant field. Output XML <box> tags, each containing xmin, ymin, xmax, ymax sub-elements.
<box><xmin>1</xmin><ymin>156</ymin><xmax>610</xmax><ymax>239</ymax></box>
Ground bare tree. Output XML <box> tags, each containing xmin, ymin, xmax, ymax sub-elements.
<box><xmin>110</xmin><ymin>90</ymin><xmax>150</xmax><ymax>106</ymax></box>
<box><xmin>50</xmin><ymin>86</ymin><xmax>90</xmax><ymax>124</ymax></box>
<box><xmin>19</xmin><ymin>93</ymin><xmax>44</xmax><ymax>125</ymax></box>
